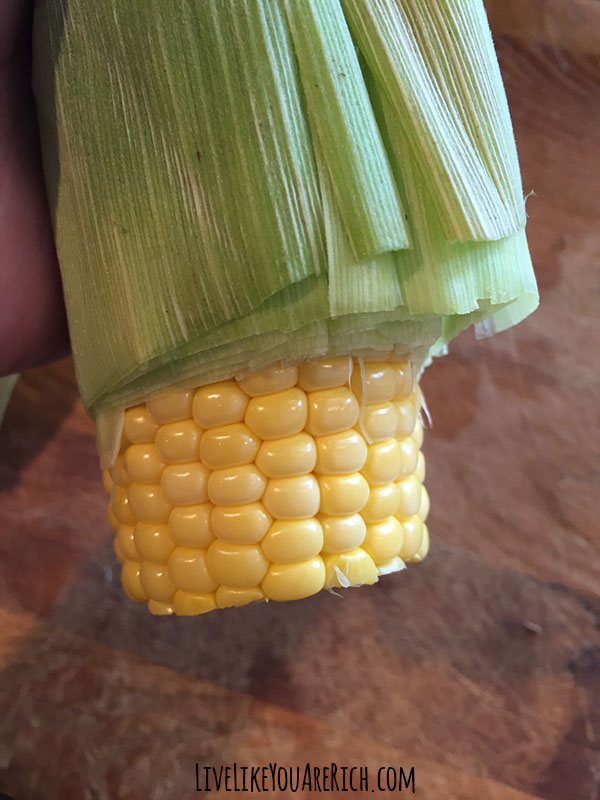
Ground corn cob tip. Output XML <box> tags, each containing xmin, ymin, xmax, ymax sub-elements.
<box><xmin>103</xmin><ymin>354</ymin><xmax>429</xmax><ymax>616</ymax></box>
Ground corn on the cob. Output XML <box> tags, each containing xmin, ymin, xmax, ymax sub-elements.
<box><xmin>104</xmin><ymin>355</ymin><xmax>428</xmax><ymax>615</ymax></box>
<box><xmin>32</xmin><ymin>1</ymin><xmax>538</xmax><ymax>620</ymax></box>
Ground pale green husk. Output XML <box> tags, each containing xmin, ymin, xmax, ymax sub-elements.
<box><xmin>32</xmin><ymin>0</ymin><xmax>538</xmax><ymax>422</ymax></box>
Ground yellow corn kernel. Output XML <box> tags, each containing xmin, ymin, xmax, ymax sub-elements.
<box><xmin>411</xmin><ymin>419</ymin><xmax>424</xmax><ymax>449</ymax></box>
<box><xmin>114</xmin><ymin>538</ymin><xmax>126</xmax><ymax>563</ymax></box>
<box><xmin>146</xmin><ymin>388</ymin><xmax>193</xmax><ymax>423</ymax></box>
<box><xmin>261</xmin><ymin>518</ymin><xmax>324</xmax><ymax>562</ymax></box>
<box><xmin>399</xmin><ymin>515</ymin><xmax>425</xmax><ymax>560</ymax></box>
<box><xmin>361</xmin><ymin>482</ymin><xmax>401</xmax><ymax>523</ymax></box>
<box><xmin>358</xmin><ymin>401</ymin><xmax>399</xmax><ymax>443</ymax></box>
<box><xmin>256</xmin><ymin>433</ymin><xmax>316</xmax><ymax>478</ymax></box>
<box><xmin>192</xmin><ymin>380</ymin><xmax>248</xmax><ymax>428</ymax></box>
<box><xmin>109</xmin><ymin>454</ymin><xmax>130</xmax><ymax>487</ymax></box>
<box><xmin>395</xmin><ymin>475</ymin><xmax>422</xmax><ymax>520</ymax></box>
<box><xmin>211</xmin><ymin>503</ymin><xmax>272</xmax><ymax>544</ymax></box>
<box><xmin>390</xmin><ymin>359</ymin><xmax>416</xmax><ymax>400</ymax></box>
<box><xmin>123</xmin><ymin>405</ymin><xmax>159</xmax><ymax>443</ymax></box>
<box><xmin>207</xmin><ymin>464</ymin><xmax>266</xmax><ymax>506</ymax></box>
<box><xmin>134</xmin><ymin>522</ymin><xmax>176</xmax><ymax>563</ymax></box>
<box><xmin>361</xmin><ymin>439</ymin><xmax>403</xmax><ymax>486</ymax></box>
<box><xmin>207</xmin><ymin>541</ymin><xmax>269</xmax><ymax>587</ymax></box>
<box><xmin>102</xmin><ymin>469</ymin><xmax>113</xmax><ymax>494</ymax></box>
<box><xmin>168</xmin><ymin>547</ymin><xmax>218</xmax><ymax>593</ymax></box>
<box><xmin>305</xmin><ymin>387</ymin><xmax>359</xmax><ymax>437</ymax></box>
<box><xmin>111</xmin><ymin>486</ymin><xmax>137</xmax><ymax>525</ymax></box>
<box><xmin>262</xmin><ymin>557</ymin><xmax>325</xmax><ymax>601</ymax></box>
<box><xmin>263</xmin><ymin>474</ymin><xmax>320</xmax><ymax>519</ymax></box>
<box><xmin>415</xmin><ymin>451</ymin><xmax>425</xmax><ymax>483</ymax></box>
<box><xmin>394</xmin><ymin>395</ymin><xmax>417</xmax><ymax>438</ymax></box>
<box><xmin>107</xmin><ymin>504</ymin><xmax>120</xmax><ymax>532</ymax></box>
<box><xmin>116</xmin><ymin>524</ymin><xmax>140</xmax><ymax>561</ymax></box>
<box><xmin>124</xmin><ymin>443</ymin><xmax>165</xmax><ymax>484</ymax></box>
<box><xmin>314</xmin><ymin>429</ymin><xmax>367</xmax><ymax>475</ymax></box>
<box><xmin>148</xmin><ymin>600</ymin><xmax>174</xmax><ymax>615</ymax></box>
<box><xmin>397</xmin><ymin>437</ymin><xmax>419</xmax><ymax>478</ymax></box>
<box><xmin>238</xmin><ymin>364</ymin><xmax>298</xmax><ymax>397</ymax></box>
<box><xmin>410</xmin><ymin>525</ymin><xmax>430</xmax><ymax>562</ymax></box>
<box><xmin>168</xmin><ymin>503</ymin><xmax>215</xmax><ymax>548</ymax></box>
<box><xmin>317</xmin><ymin>473</ymin><xmax>369</xmax><ymax>516</ymax></box>
<box><xmin>161</xmin><ymin>462</ymin><xmax>210</xmax><ymax>505</ymax></box>
<box><xmin>121</xmin><ymin>560</ymin><xmax>147</xmax><ymax>602</ymax></box>
<box><xmin>351</xmin><ymin>363</ymin><xmax>397</xmax><ymax>404</ymax></box>
<box><xmin>323</xmin><ymin>549</ymin><xmax>378</xmax><ymax>588</ymax></box>
<box><xmin>172</xmin><ymin>590</ymin><xmax>217</xmax><ymax>616</ymax></box>
<box><xmin>297</xmin><ymin>356</ymin><xmax>350</xmax><ymax>392</ymax></box>
<box><xmin>155</xmin><ymin>419</ymin><xmax>202</xmax><ymax>464</ymax></box>
<box><xmin>363</xmin><ymin>517</ymin><xmax>404</xmax><ymax>565</ymax></box>
<box><xmin>418</xmin><ymin>485</ymin><xmax>430</xmax><ymax>522</ymax></box>
<box><xmin>216</xmin><ymin>585</ymin><xmax>265</xmax><ymax>609</ymax></box>
<box><xmin>320</xmin><ymin>513</ymin><xmax>366</xmax><ymax>554</ymax></box>
<box><xmin>139</xmin><ymin>562</ymin><xmax>177</xmax><ymax>603</ymax></box>
<box><xmin>390</xmin><ymin>361</ymin><xmax>414</xmax><ymax>399</ymax></box>
<box><xmin>128</xmin><ymin>483</ymin><xmax>172</xmax><ymax>523</ymax></box>
<box><xmin>199</xmin><ymin>423</ymin><xmax>260</xmax><ymax>470</ymax></box>
<box><xmin>245</xmin><ymin>387</ymin><xmax>307</xmax><ymax>440</ymax></box>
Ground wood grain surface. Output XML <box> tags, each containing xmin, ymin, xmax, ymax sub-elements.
<box><xmin>1</xmin><ymin>2</ymin><xmax>599</xmax><ymax>798</ymax></box>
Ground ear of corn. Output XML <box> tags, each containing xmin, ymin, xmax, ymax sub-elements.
<box><xmin>106</xmin><ymin>355</ymin><xmax>428</xmax><ymax>615</ymax></box>
<box><xmin>32</xmin><ymin>1</ymin><xmax>538</xmax><ymax>614</ymax></box>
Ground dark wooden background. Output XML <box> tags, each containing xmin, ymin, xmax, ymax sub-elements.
<box><xmin>1</xmin><ymin>2</ymin><xmax>598</xmax><ymax>798</ymax></box>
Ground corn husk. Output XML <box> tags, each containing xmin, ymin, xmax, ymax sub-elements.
<box><xmin>32</xmin><ymin>0</ymin><xmax>538</xmax><ymax>421</ymax></box>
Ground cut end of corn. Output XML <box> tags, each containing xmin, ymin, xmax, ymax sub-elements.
<box><xmin>103</xmin><ymin>354</ymin><xmax>429</xmax><ymax>616</ymax></box>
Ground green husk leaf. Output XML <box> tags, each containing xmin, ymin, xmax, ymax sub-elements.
<box><xmin>340</xmin><ymin>0</ymin><xmax>526</xmax><ymax>241</ymax></box>
<box><xmin>284</xmin><ymin>0</ymin><xmax>408</xmax><ymax>260</ymax></box>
